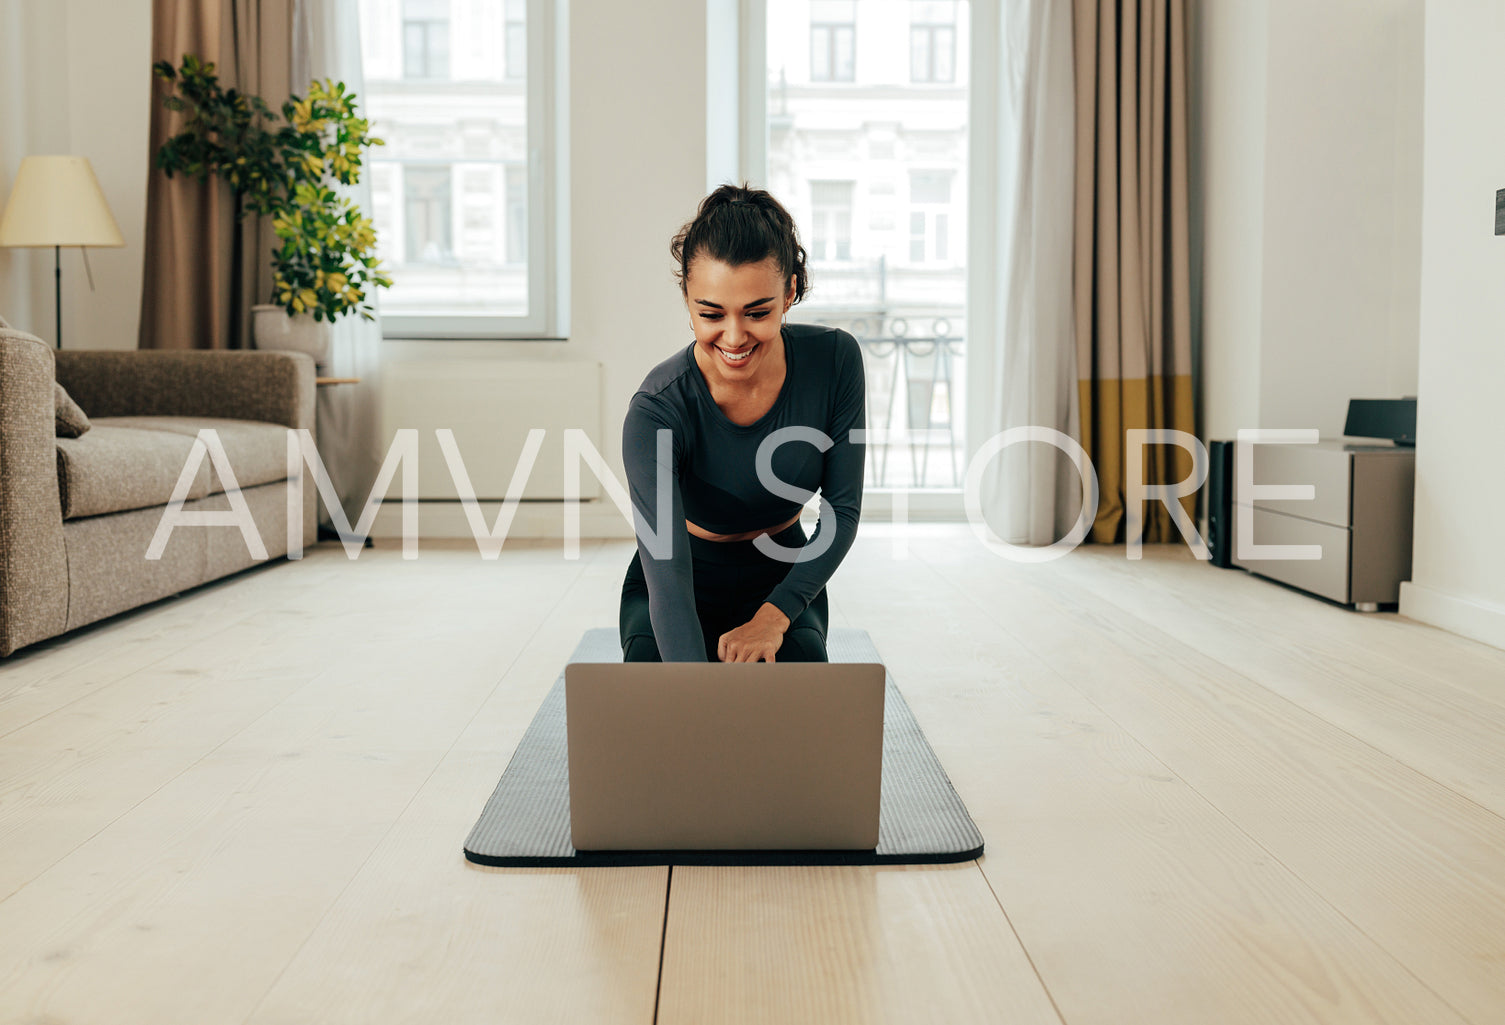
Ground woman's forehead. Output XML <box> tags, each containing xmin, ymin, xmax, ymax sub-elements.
<box><xmin>686</xmin><ymin>255</ymin><xmax>786</xmax><ymax>295</ymax></box>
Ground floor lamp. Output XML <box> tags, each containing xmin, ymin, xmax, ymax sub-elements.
<box><xmin>0</xmin><ymin>155</ymin><xmax>124</xmax><ymax>349</ymax></box>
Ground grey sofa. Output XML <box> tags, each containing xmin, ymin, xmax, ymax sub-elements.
<box><xmin>0</xmin><ymin>326</ymin><xmax>318</xmax><ymax>657</ymax></box>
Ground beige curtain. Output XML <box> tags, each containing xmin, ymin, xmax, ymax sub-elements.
<box><xmin>1073</xmin><ymin>0</ymin><xmax>1196</xmax><ymax>543</ymax></box>
<box><xmin>140</xmin><ymin>0</ymin><xmax>293</xmax><ymax>350</ymax></box>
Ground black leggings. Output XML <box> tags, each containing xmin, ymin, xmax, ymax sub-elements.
<box><xmin>619</xmin><ymin>520</ymin><xmax>830</xmax><ymax>662</ymax></box>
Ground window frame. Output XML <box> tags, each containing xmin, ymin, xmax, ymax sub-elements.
<box><xmin>379</xmin><ymin>0</ymin><xmax>569</xmax><ymax>341</ymax></box>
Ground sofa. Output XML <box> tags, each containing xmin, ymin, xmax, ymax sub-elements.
<box><xmin>0</xmin><ymin>325</ymin><xmax>318</xmax><ymax>657</ymax></box>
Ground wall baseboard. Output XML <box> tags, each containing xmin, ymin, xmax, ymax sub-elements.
<box><xmin>368</xmin><ymin>500</ymin><xmax>635</xmax><ymax>542</ymax></box>
<box><xmin>1399</xmin><ymin>581</ymin><xmax>1505</xmax><ymax>653</ymax></box>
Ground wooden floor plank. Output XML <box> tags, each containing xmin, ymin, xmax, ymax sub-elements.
<box><xmin>657</xmin><ymin>862</ymin><xmax>1062</xmax><ymax>1025</ymax></box>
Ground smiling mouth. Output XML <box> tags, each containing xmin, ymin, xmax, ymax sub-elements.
<box><xmin>715</xmin><ymin>342</ymin><xmax>758</xmax><ymax>365</ymax></box>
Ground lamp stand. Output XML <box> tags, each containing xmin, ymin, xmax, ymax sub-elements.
<box><xmin>53</xmin><ymin>245</ymin><xmax>61</xmax><ymax>349</ymax></box>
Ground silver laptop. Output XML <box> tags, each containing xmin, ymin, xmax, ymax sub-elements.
<box><xmin>565</xmin><ymin>662</ymin><xmax>886</xmax><ymax>851</ymax></box>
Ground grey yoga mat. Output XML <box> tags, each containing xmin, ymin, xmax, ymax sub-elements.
<box><xmin>463</xmin><ymin>627</ymin><xmax>985</xmax><ymax>867</ymax></box>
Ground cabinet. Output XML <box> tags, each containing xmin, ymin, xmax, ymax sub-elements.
<box><xmin>1229</xmin><ymin>439</ymin><xmax>1415</xmax><ymax>610</ymax></box>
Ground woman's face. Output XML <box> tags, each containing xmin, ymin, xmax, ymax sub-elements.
<box><xmin>684</xmin><ymin>255</ymin><xmax>796</xmax><ymax>383</ymax></box>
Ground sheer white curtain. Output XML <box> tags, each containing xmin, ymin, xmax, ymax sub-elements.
<box><xmin>292</xmin><ymin>0</ymin><xmax>385</xmax><ymax>531</ymax></box>
<box><xmin>967</xmin><ymin>0</ymin><xmax>1084</xmax><ymax>546</ymax></box>
<box><xmin>0</xmin><ymin>0</ymin><xmax>56</xmax><ymax>333</ymax></box>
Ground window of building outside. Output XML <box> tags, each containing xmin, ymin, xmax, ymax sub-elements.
<box><xmin>504</xmin><ymin>0</ymin><xmax>526</xmax><ymax>80</ymax></box>
<box><xmin>909</xmin><ymin>0</ymin><xmax>956</xmax><ymax>84</ymax></box>
<box><xmin>403</xmin><ymin>164</ymin><xmax>454</xmax><ymax>263</ymax></box>
<box><xmin>767</xmin><ymin>0</ymin><xmax>970</xmax><ymax>493</ymax></box>
<box><xmin>908</xmin><ymin>169</ymin><xmax>952</xmax><ymax>263</ymax></box>
<box><xmin>402</xmin><ymin>0</ymin><xmax>450</xmax><ymax>79</ymax></box>
<box><xmin>505</xmin><ymin>163</ymin><xmax>527</xmax><ymax>263</ymax></box>
<box><xmin>809</xmin><ymin>180</ymin><xmax>854</xmax><ymax>262</ymax></box>
<box><xmin>360</xmin><ymin>0</ymin><xmax>559</xmax><ymax>338</ymax></box>
<box><xmin>809</xmin><ymin>0</ymin><xmax>856</xmax><ymax>83</ymax></box>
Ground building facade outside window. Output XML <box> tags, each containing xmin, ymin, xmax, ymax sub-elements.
<box><xmin>766</xmin><ymin>0</ymin><xmax>970</xmax><ymax>492</ymax></box>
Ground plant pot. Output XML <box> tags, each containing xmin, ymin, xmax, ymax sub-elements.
<box><xmin>251</xmin><ymin>303</ymin><xmax>332</xmax><ymax>366</ymax></box>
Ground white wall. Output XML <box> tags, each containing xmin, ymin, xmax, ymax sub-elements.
<box><xmin>1399</xmin><ymin>0</ymin><xmax>1505</xmax><ymax>648</ymax></box>
<box><xmin>1195</xmin><ymin>0</ymin><xmax>1422</xmax><ymax>443</ymax></box>
<box><xmin>0</xmin><ymin>0</ymin><xmax>151</xmax><ymax>350</ymax></box>
<box><xmin>1193</xmin><ymin>0</ymin><xmax>1268</xmax><ymax>444</ymax></box>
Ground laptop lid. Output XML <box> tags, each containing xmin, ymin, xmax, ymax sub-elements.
<box><xmin>565</xmin><ymin>662</ymin><xmax>886</xmax><ymax>852</ymax></box>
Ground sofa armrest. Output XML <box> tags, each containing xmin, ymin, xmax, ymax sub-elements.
<box><xmin>54</xmin><ymin>349</ymin><xmax>317</xmax><ymax>431</ymax></box>
<box><xmin>0</xmin><ymin>328</ymin><xmax>69</xmax><ymax>655</ymax></box>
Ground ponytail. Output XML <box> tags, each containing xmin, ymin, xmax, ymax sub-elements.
<box><xmin>670</xmin><ymin>183</ymin><xmax>810</xmax><ymax>305</ymax></box>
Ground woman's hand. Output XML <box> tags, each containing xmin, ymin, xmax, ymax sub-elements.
<box><xmin>717</xmin><ymin>603</ymin><xmax>791</xmax><ymax>662</ymax></box>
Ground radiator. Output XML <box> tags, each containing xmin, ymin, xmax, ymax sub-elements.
<box><xmin>379</xmin><ymin>359</ymin><xmax>603</xmax><ymax>500</ymax></box>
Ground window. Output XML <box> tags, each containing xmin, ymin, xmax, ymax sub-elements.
<box><xmin>909</xmin><ymin>1</ymin><xmax>956</xmax><ymax>83</ymax></box>
<box><xmin>908</xmin><ymin>170</ymin><xmax>953</xmax><ymax>263</ymax></box>
<box><xmin>505</xmin><ymin>0</ymin><xmax>526</xmax><ymax>81</ymax></box>
<box><xmin>810</xmin><ymin>0</ymin><xmax>855</xmax><ymax>83</ymax></box>
<box><xmin>404</xmin><ymin>165</ymin><xmax>454</xmax><ymax>264</ymax></box>
<box><xmin>362</xmin><ymin>0</ymin><xmax>565</xmax><ymax>338</ymax></box>
<box><xmin>403</xmin><ymin>0</ymin><xmax>450</xmax><ymax>80</ymax></box>
<box><xmin>505</xmin><ymin>164</ymin><xmax>527</xmax><ymax>264</ymax></box>
<box><xmin>809</xmin><ymin>181</ymin><xmax>854</xmax><ymax>262</ymax></box>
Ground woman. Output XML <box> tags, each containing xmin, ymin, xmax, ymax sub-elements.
<box><xmin>619</xmin><ymin>184</ymin><xmax>867</xmax><ymax>663</ymax></box>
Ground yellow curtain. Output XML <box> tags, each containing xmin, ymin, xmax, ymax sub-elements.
<box><xmin>1073</xmin><ymin>0</ymin><xmax>1197</xmax><ymax>543</ymax></box>
<box><xmin>140</xmin><ymin>0</ymin><xmax>293</xmax><ymax>350</ymax></box>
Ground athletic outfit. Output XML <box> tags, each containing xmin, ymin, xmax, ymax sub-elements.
<box><xmin>619</xmin><ymin>322</ymin><xmax>866</xmax><ymax>662</ymax></box>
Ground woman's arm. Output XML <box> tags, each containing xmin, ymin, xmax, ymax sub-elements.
<box><xmin>761</xmin><ymin>330</ymin><xmax>867</xmax><ymax>621</ymax></box>
<box><xmin>622</xmin><ymin>393</ymin><xmax>709</xmax><ymax>661</ymax></box>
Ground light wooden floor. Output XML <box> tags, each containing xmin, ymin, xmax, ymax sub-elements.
<box><xmin>2</xmin><ymin>525</ymin><xmax>1503</xmax><ymax>1025</ymax></box>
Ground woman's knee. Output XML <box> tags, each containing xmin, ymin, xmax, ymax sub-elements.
<box><xmin>779</xmin><ymin>627</ymin><xmax>829</xmax><ymax>663</ymax></box>
<box><xmin>622</xmin><ymin>633</ymin><xmax>662</xmax><ymax>663</ymax></box>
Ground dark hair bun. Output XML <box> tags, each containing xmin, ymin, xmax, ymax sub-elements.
<box><xmin>670</xmin><ymin>183</ymin><xmax>809</xmax><ymax>305</ymax></box>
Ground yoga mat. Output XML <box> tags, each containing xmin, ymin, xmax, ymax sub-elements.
<box><xmin>463</xmin><ymin>628</ymin><xmax>985</xmax><ymax>867</ymax></box>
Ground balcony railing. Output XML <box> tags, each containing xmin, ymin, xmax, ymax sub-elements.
<box><xmin>809</xmin><ymin>311</ymin><xmax>966</xmax><ymax>490</ymax></box>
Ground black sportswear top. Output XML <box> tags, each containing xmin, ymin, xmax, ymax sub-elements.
<box><xmin>622</xmin><ymin>322</ymin><xmax>867</xmax><ymax>661</ymax></box>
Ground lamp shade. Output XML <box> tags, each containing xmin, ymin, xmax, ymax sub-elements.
<box><xmin>0</xmin><ymin>155</ymin><xmax>124</xmax><ymax>248</ymax></box>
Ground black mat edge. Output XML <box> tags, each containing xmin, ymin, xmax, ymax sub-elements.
<box><xmin>463</xmin><ymin>843</ymin><xmax>984</xmax><ymax>868</ymax></box>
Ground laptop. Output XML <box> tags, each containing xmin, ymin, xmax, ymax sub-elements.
<box><xmin>565</xmin><ymin>662</ymin><xmax>887</xmax><ymax>852</ymax></box>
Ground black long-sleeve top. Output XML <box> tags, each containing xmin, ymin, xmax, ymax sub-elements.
<box><xmin>621</xmin><ymin>322</ymin><xmax>867</xmax><ymax>661</ymax></box>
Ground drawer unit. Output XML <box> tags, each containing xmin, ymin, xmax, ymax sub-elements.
<box><xmin>1228</xmin><ymin>439</ymin><xmax>1415</xmax><ymax>609</ymax></box>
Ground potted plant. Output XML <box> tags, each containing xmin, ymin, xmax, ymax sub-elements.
<box><xmin>152</xmin><ymin>54</ymin><xmax>392</xmax><ymax>363</ymax></box>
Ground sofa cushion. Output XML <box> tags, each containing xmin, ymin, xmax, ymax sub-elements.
<box><xmin>89</xmin><ymin>416</ymin><xmax>293</xmax><ymax>494</ymax></box>
<box><xmin>55</xmin><ymin>426</ymin><xmax>212</xmax><ymax>520</ymax></box>
<box><xmin>54</xmin><ymin>381</ymin><xmax>91</xmax><ymax>438</ymax></box>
